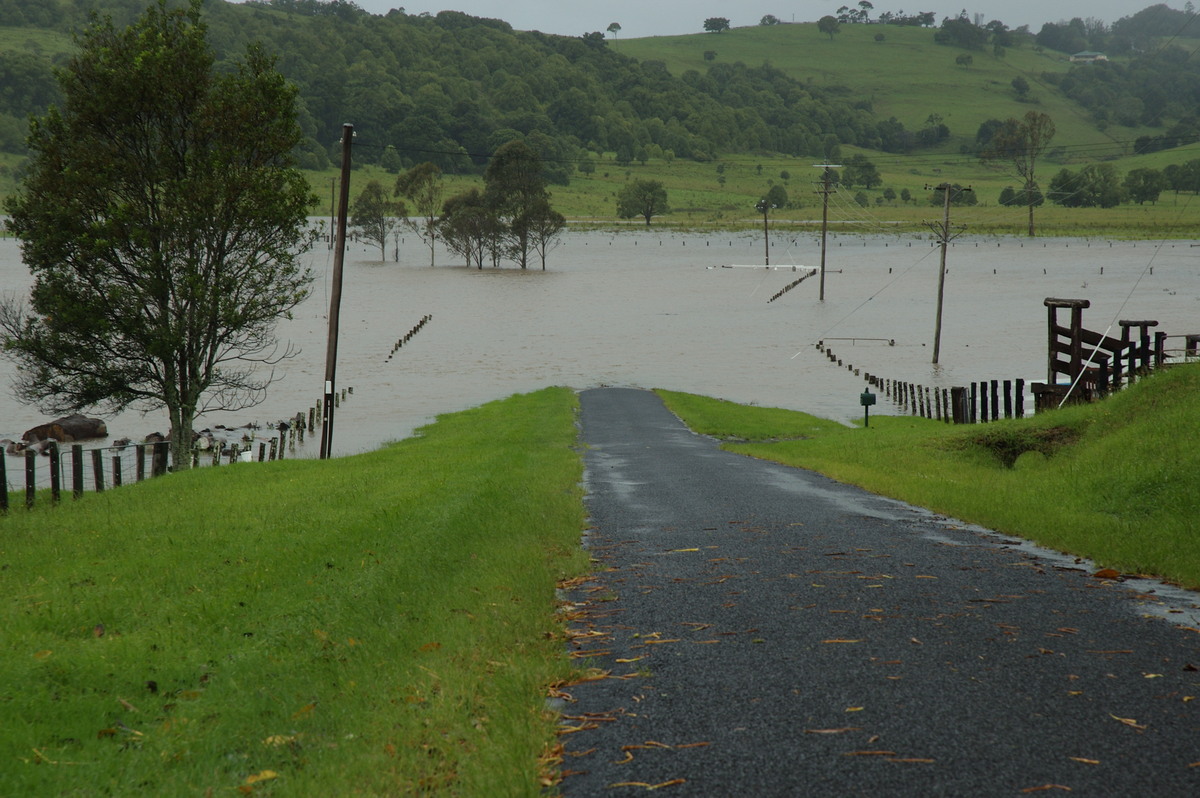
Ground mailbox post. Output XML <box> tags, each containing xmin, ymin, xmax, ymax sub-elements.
<box><xmin>860</xmin><ymin>389</ymin><xmax>876</xmax><ymax>427</ymax></box>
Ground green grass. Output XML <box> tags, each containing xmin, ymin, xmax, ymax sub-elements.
<box><xmin>656</xmin><ymin>363</ymin><xmax>1200</xmax><ymax>588</ymax></box>
<box><xmin>0</xmin><ymin>387</ymin><xmax>590</xmax><ymax>797</ymax></box>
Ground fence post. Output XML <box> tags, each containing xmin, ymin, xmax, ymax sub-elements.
<box><xmin>50</xmin><ymin>445</ymin><xmax>61</xmax><ymax>503</ymax></box>
<box><xmin>25</xmin><ymin>449</ymin><xmax>36</xmax><ymax>509</ymax></box>
<box><xmin>152</xmin><ymin>441</ymin><xmax>168</xmax><ymax>477</ymax></box>
<box><xmin>136</xmin><ymin>444</ymin><xmax>146</xmax><ymax>482</ymax></box>
<box><xmin>72</xmin><ymin>444</ymin><xmax>84</xmax><ymax>499</ymax></box>
<box><xmin>0</xmin><ymin>453</ymin><xmax>7</xmax><ymax>512</ymax></box>
<box><xmin>951</xmin><ymin>387</ymin><xmax>966</xmax><ymax>424</ymax></box>
<box><xmin>1016</xmin><ymin>379</ymin><xmax>1025</xmax><ymax>418</ymax></box>
<box><xmin>1003</xmin><ymin>380</ymin><xmax>1013</xmax><ymax>419</ymax></box>
<box><xmin>990</xmin><ymin>380</ymin><xmax>1000</xmax><ymax>421</ymax></box>
<box><xmin>978</xmin><ymin>383</ymin><xmax>988</xmax><ymax>422</ymax></box>
<box><xmin>112</xmin><ymin>455</ymin><xmax>122</xmax><ymax>488</ymax></box>
<box><xmin>91</xmin><ymin>448</ymin><xmax>105</xmax><ymax>492</ymax></box>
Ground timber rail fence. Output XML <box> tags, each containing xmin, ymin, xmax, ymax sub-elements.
<box><xmin>2</xmin><ymin>311</ymin><xmax>435</xmax><ymax>512</ymax></box>
<box><xmin>816</xmin><ymin>297</ymin><xmax>1199</xmax><ymax>426</ymax></box>
<box><xmin>815</xmin><ymin>341</ymin><xmax>1027</xmax><ymax>424</ymax></box>
<box><xmin>1</xmin><ymin>388</ymin><xmax>353</xmax><ymax>512</ymax></box>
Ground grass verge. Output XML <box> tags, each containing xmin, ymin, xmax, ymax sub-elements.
<box><xmin>656</xmin><ymin>364</ymin><xmax>1200</xmax><ymax>589</ymax></box>
<box><xmin>0</xmin><ymin>387</ymin><xmax>589</xmax><ymax>797</ymax></box>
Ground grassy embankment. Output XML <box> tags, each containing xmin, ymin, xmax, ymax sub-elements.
<box><xmin>0</xmin><ymin>387</ymin><xmax>590</xmax><ymax>797</ymax></box>
<box><xmin>657</xmin><ymin>361</ymin><xmax>1200</xmax><ymax>588</ymax></box>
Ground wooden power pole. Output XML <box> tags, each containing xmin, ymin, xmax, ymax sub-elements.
<box><xmin>320</xmin><ymin>123</ymin><xmax>354</xmax><ymax>459</ymax></box>
<box><xmin>925</xmin><ymin>182</ymin><xmax>970</xmax><ymax>365</ymax></box>
<box><xmin>814</xmin><ymin>164</ymin><xmax>840</xmax><ymax>301</ymax></box>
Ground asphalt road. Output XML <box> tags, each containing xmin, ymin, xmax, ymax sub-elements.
<box><xmin>559</xmin><ymin>387</ymin><xmax>1200</xmax><ymax>797</ymax></box>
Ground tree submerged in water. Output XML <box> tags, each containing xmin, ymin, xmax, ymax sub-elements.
<box><xmin>0</xmin><ymin>0</ymin><xmax>316</xmax><ymax>469</ymax></box>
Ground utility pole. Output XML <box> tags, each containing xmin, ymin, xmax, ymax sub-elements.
<box><xmin>925</xmin><ymin>182</ymin><xmax>970</xmax><ymax>365</ymax></box>
<box><xmin>755</xmin><ymin>198</ymin><xmax>771</xmax><ymax>266</ymax></box>
<box><xmin>320</xmin><ymin>123</ymin><xmax>353</xmax><ymax>459</ymax></box>
<box><xmin>813</xmin><ymin>163</ymin><xmax>840</xmax><ymax>301</ymax></box>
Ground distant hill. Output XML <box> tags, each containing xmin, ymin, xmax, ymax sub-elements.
<box><xmin>0</xmin><ymin>0</ymin><xmax>1197</xmax><ymax>184</ymax></box>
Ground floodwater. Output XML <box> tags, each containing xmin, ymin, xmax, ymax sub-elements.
<box><xmin>2</xmin><ymin>226</ymin><xmax>1199</xmax><ymax>469</ymax></box>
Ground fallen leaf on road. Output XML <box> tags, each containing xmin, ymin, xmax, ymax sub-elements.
<box><xmin>1020</xmin><ymin>785</ymin><xmax>1072</xmax><ymax>793</ymax></box>
<box><xmin>669</xmin><ymin>548</ymin><xmax>700</xmax><ymax>553</ymax></box>
<box><xmin>1068</xmin><ymin>757</ymin><xmax>1100</xmax><ymax>765</ymax></box>
<box><xmin>1110</xmin><ymin>714</ymin><xmax>1146</xmax><ymax>730</ymax></box>
<box><xmin>844</xmin><ymin>750</ymin><xmax>896</xmax><ymax>756</ymax></box>
<box><xmin>607</xmin><ymin>779</ymin><xmax>687</xmax><ymax>790</ymax></box>
<box><xmin>804</xmin><ymin>727</ymin><xmax>861</xmax><ymax>734</ymax></box>
<box><xmin>1093</xmin><ymin>568</ymin><xmax>1121</xmax><ymax>579</ymax></box>
<box><xmin>889</xmin><ymin>758</ymin><xmax>935</xmax><ymax>763</ymax></box>
<box><xmin>822</xmin><ymin>639</ymin><xmax>863</xmax><ymax>644</ymax></box>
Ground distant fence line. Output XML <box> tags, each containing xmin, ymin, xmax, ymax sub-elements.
<box><xmin>817</xmin><ymin>341</ymin><xmax>1030</xmax><ymax>425</ymax></box>
<box><xmin>1</xmin><ymin>388</ymin><xmax>352</xmax><ymax>512</ymax></box>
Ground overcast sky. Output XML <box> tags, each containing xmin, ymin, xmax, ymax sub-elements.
<box><xmin>346</xmin><ymin>1</ymin><xmax>1180</xmax><ymax>37</ymax></box>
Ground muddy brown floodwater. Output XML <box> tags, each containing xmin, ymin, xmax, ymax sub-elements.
<box><xmin>2</xmin><ymin>226</ymin><xmax>1198</xmax><ymax>470</ymax></box>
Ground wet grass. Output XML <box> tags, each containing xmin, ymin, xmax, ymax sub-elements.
<box><xmin>656</xmin><ymin>363</ymin><xmax>1200</xmax><ymax>588</ymax></box>
<box><xmin>0</xmin><ymin>387</ymin><xmax>589</xmax><ymax>797</ymax></box>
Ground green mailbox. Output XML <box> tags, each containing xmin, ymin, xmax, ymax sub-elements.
<box><xmin>860</xmin><ymin>389</ymin><xmax>876</xmax><ymax>427</ymax></box>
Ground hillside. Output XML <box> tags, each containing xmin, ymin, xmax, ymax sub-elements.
<box><xmin>618</xmin><ymin>22</ymin><xmax>1138</xmax><ymax>162</ymax></box>
<box><xmin>1</xmin><ymin>1</ymin><xmax>1198</xmax><ymax>229</ymax></box>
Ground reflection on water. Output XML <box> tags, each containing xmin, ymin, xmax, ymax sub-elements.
<box><xmin>2</xmin><ymin>228</ymin><xmax>1198</xmax><ymax>464</ymax></box>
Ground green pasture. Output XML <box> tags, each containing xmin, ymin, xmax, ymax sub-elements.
<box><xmin>0</xmin><ymin>388</ymin><xmax>590</xmax><ymax>797</ymax></box>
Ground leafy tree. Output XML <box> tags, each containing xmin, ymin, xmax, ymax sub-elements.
<box><xmin>524</xmin><ymin>199</ymin><xmax>566</xmax><ymax>270</ymax></box>
<box><xmin>352</xmin><ymin>180</ymin><xmax>405</xmax><ymax>261</ymax></box>
<box><xmin>928</xmin><ymin>184</ymin><xmax>977</xmax><ymax>205</ymax></box>
<box><xmin>841</xmin><ymin>154</ymin><xmax>881</xmax><ymax>189</ymax></box>
<box><xmin>1011</xmin><ymin>76</ymin><xmax>1030</xmax><ymax>98</ymax></box>
<box><xmin>1049</xmin><ymin>163</ymin><xmax>1124</xmax><ymax>208</ymax></box>
<box><xmin>380</xmin><ymin>144</ymin><xmax>403</xmax><ymax>173</ymax></box>
<box><xmin>607</xmin><ymin>22</ymin><xmax>621</xmax><ymax>40</ymax></box>
<box><xmin>617</xmin><ymin>179</ymin><xmax>669</xmax><ymax>225</ymax></box>
<box><xmin>818</xmin><ymin>15</ymin><xmax>841</xmax><ymax>40</ymax></box>
<box><xmin>484</xmin><ymin>139</ymin><xmax>550</xmax><ymax>269</ymax></box>
<box><xmin>395</xmin><ymin>162</ymin><xmax>444</xmax><ymax>267</ymax></box>
<box><xmin>703</xmin><ymin>50</ymin><xmax>717</xmax><ymax>61</ymax></box>
<box><xmin>979</xmin><ymin>111</ymin><xmax>1056</xmax><ymax>236</ymax></box>
<box><xmin>438</xmin><ymin>188</ymin><xmax>500</xmax><ymax>269</ymax></box>
<box><xmin>900</xmin><ymin>188</ymin><xmax>912</xmax><ymax>203</ymax></box>
<box><xmin>760</xmin><ymin>15</ymin><xmax>781</xmax><ymax>26</ymax></box>
<box><xmin>703</xmin><ymin>17</ymin><xmax>731</xmax><ymax>34</ymax></box>
<box><xmin>936</xmin><ymin>15</ymin><xmax>988</xmax><ymax>49</ymax></box>
<box><xmin>882</xmin><ymin>187</ymin><xmax>896</xmax><ymax>203</ymax></box>
<box><xmin>955</xmin><ymin>53</ymin><xmax>974</xmax><ymax>68</ymax></box>
<box><xmin>0</xmin><ymin>0</ymin><xmax>315</xmax><ymax>470</ymax></box>
<box><xmin>764</xmin><ymin>184</ymin><xmax>788</xmax><ymax>209</ymax></box>
<box><xmin>1123</xmin><ymin>167</ymin><xmax>1167</xmax><ymax>204</ymax></box>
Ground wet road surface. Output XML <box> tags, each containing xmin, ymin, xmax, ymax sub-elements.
<box><xmin>559</xmin><ymin>387</ymin><xmax>1200</xmax><ymax>797</ymax></box>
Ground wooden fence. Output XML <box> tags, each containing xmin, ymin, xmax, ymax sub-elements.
<box><xmin>817</xmin><ymin>341</ymin><xmax>1030</xmax><ymax>425</ymax></box>
<box><xmin>1</xmin><ymin>388</ymin><xmax>351</xmax><ymax>512</ymax></box>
